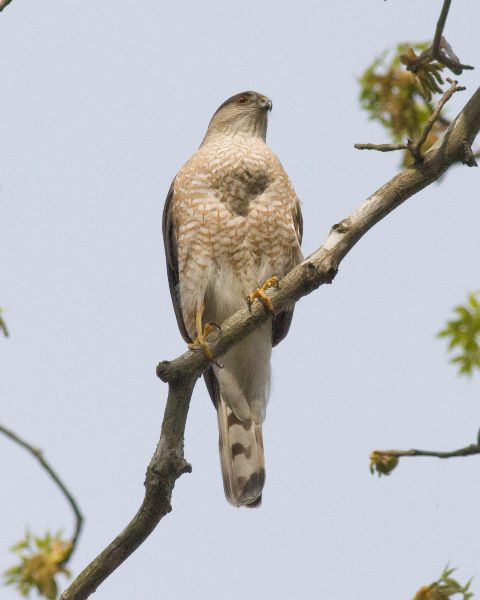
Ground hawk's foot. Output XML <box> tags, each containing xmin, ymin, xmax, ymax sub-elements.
<box><xmin>247</xmin><ymin>276</ymin><xmax>279</xmax><ymax>313</ymax></box>
<box><xmin>188</xmin><ymin>321</ymin><xmax>222</xmax><ymax>367</ymax></box>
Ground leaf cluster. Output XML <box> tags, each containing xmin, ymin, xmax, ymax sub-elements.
<box><xmin>359</xmin><ymin>43</ymin><xmax>448</xmax><ymax>165</ymax></box>
<box><xmin>412</xmin><ymin>565</ymin><xmax>473</xmax><ymax>600</ymax></box>
<box><xmin>438</xmin><ymin>292</ymin><xmax>480</xmax><ymax>376</ymax></box>
<box><xmin>369</xmin><ymin>451</ymin><xmax>399</xmax><ymax>477</ymax></box>
<box><xmin>400</xmin><ymin>47</ymin><xmax>446</xmax><ymax>101</ymax></box>
<box><xmin>4</xmin><ymin>531</ymin><xmax>72</xmax><ymax>600</ymax></box>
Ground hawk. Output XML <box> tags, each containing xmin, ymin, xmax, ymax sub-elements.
<box><xmin>163</xmin><ymin>91</ymin><xmax>303</xmax><ymax>507</ymax></box>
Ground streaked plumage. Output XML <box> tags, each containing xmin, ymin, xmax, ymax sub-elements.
<box><xmin>163</xmin><ymin>91</ymin><xmax>303</xmax><ymax>506</ymax></box>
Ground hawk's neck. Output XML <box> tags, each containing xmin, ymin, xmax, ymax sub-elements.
<box><xmin>201</xmin><ymin>121</ymin><xmax>268</xmax><ymax>146</ymax></box>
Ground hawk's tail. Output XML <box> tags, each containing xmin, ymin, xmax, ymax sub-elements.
<box><xmin>216</xmin><ymin>392</ymin><xmax>265</xmax><ymax>508</ymax></box>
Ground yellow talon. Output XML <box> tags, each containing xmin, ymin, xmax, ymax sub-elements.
<box><xmin>188</xmin><ymin>308</ymin><xmax>222</xmax><ymax>367</ymax></box>
<box><xmin>247</xmin><ymin>276</ymin><xmax>279</xmax><ymax>313</ymax></box>
<box><xmin>188</xmin><ymin>334</ymin><xmax>215</xmax><ymax>362</ymax></box>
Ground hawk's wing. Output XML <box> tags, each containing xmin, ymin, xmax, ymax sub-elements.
<box><xmin>163</xmin><ymin>182</ymin><xmax>219</xmax><ymax>409</ymax></box>
<box><xmin>162</xmin><ymin>182</ymin><xmax>190</xmax><ymax>343</ymax></box>
<box><xmin>271</xmin><ymin>198</ymin><xmax>303</xmax><ymax>347</ymax></box>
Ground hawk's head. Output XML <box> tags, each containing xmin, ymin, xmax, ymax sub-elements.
<box><xmin>204</xmin><ymin>91</ymin><xmax>272</xmax><ymax>142</ymax></box>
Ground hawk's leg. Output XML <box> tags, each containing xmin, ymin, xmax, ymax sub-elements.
<box><xmin>247</xmin><ymin>276</ymin><xmax>279</xmax><ymax>313</ymax></box>
<box><xmin>188</xmin><ymin>306</ymin><xmax>221</xmax><ymax>366</ymax></box>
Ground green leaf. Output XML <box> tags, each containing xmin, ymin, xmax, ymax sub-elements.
<box><xmin>3</xmin><ymin>565</ymin><xmax>23</xmax><ymax>576</ymax></box>
<box><xmin>439</xmin><ymin>291</ymin><xmax>480</xmax><ymax>377</ymax></box>
<box><xmin>9</xmin><ymin>539</ymin><xmax>29</xmax><ymax>552</ymax></box>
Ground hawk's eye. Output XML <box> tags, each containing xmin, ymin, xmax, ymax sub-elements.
<box><xmin>236</xmin><ymin>95</ymin><xmax>248</xmax><ymax>104</ymax></box>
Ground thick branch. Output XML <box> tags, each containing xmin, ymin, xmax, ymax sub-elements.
<box><xmin>0</xmin><ymin>423</ymin><xmax>84</xmax><ymax>556</ymax></box>
<box><xmin>60</xmin><ymin>86</ymin><xmax>480</xmax><ymax>600</ymax></box>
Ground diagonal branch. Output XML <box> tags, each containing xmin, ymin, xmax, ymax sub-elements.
<box><xmin>0</xmin><ymin>423</ymin><xmax>84</xmax><ymax>557</ymax></box>
<box><xmin>431</xmin><ymin>0</ymin><xmax>451</xmax><ymax>57</ymax></box>
<box><xmin>59</xmin><ymin>85</ymin><xmax>480</xmax><ymax>600</ymax></box>
<box><xmin>0</xmin><ymin>307</ymin><xmax>9</xmax><ymax>337</ymax></box>
<box><xmin>409</xmin><ymin>77</ymin><xmax>465</xmax><ymax>162</ymax></box>
<box><xmin>0</xmin><ymin>0</ymin><xmax>14</xmax><ymax>12</ymax></box>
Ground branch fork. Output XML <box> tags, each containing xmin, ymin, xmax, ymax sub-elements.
<box><xmin>406</xmin><ymin>0</ymin><xmax>473</xmax><ymax>76</ymax></box>
<box><xmin>355</xmin><ymin>78</ymin><xmax>467</xmax><ymax>164</ymax></box>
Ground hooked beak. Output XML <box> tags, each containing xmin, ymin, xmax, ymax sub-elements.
<box><xmin>258</xmin><ymin>95</ymin><xmax>273</xmax><ymax>112</ymax></box>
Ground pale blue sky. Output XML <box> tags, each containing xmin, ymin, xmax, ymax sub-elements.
<box><xmin>1</xmin><ymin>1</ymin><xmax>480</xmax><ymax>599</ymax></box>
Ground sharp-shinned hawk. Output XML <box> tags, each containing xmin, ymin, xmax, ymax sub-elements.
<box><xmin>163</xmin><ymin>91</ymin><xmax>303</xmax><ymax>507</ymax></box>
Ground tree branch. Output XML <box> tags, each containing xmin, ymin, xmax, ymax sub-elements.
<box><xmin>431</xmin><ymin>0</ymin><xmax>451</xmax><ymax>57</ymax></box>
<box><xmin>0</xmin><ymin>423</ymin><xmax>84</xmax><ymax>556</ymax></box>
<box><xmin>0</xmin><ymin>0</ymin><xmax>14</xmax><ymax>12</ymax></box>
<box><xmin>354</xmin><ymin>142</ymin><xmax>408</xmax><ymax>153</ymax></box>
<box><xmin>409</xmin><ymin>78</ymin><xmax>465</xmax><ymax>162</ymax></box>
<box><xmin>0</xmin><ymin>307</ymin><xmax>9</xmax><ymax>337</ymax></box>
<box><xmin>355</xmin><ymin>78</ymin><xmax>466</xmax><ymax>163</ymax></box>
<box><xmin>407</xmin><ymin>0</ymin><xmax>473</xmax><ymax>75</ymax></box>
<box><xmin>370</xmin><ymin>438</ymin><xmax>480</xmax><ymax>476</ymax></box>
<box><xmin>60</xmin><ymin>86</ymin><xmax>480</xmax><ymax>600</ymax></box>
<box><xmin>372</xmin><ymin>444</ymin><xmax>480</xmax><ymax>461</ymax></box>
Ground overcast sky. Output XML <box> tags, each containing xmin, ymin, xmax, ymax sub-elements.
<box><xmin>1</xmin><ymin>1</ymin><xmax>480</xmax><ymax>599</ymax></box>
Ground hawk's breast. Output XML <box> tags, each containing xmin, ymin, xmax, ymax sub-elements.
<box><xmin>172</xmin><ymin>133</ymin><xmax>301</xmax><ymax>334</ymax></box>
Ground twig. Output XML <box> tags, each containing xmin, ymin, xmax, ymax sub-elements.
<box><xmin>0</xmin><ymin>307</ymin><xmax>9</xmax><ymax>337</ymax></box>
<box><xmin>0</xmin><ymin>423</ymin><xmax>84</xmax><ymax>558</ymax></box>
<box><xmin>435</xmin><ymin>52</ymin><xmax>474</xmax><ymax>77</ymax></box>
<box><xmin>406</xmin><ymin>0</ymin><xmax>473</xmax><ymax>75</ymax></box>
<box><xmin>431</xmin><ymin>0</ymin><xmax>451</xmax><ymax>57</ymax></box>
<box><xmin>354</xmin><ymin>78</ymin><xmax>465</xmax><ymax>163</ymax></box>
<box><xmin>354</xmin><ymin>143</ymin><xmax>407</xmax><ymax>152</ymax></box>
<box><xmin>59</xmin><ymin>85</ymin><xmax>480</xmax><ymax>600</ymax></box>
<box><xmin>461</xmin><ymin>141</ymin><xmax>478</xmax><ymax>167</ymax></box>
<box><xmin>373</xmin><ymin>444</ymin><xmax>480</xmax><ymax>460</ymax></box>
<box><xmin>0</xmin><ymin>0</ymin><xmax>14</xmax><ymax>12</ymax></box>
<box><xmin>409</xmin><ymin>78</ymin><xmax>465</xmax><ymax>162</ymax></box>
